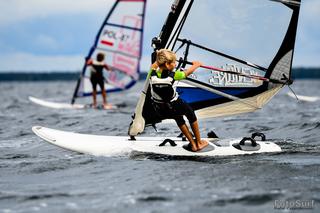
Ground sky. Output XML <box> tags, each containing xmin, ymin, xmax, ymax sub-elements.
<box><xmin>0</xmin><ymin>0</ymin><xmax>319</xmax><ymax>72</ymax></box>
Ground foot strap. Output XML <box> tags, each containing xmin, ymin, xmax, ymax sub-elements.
<box><xmin>159</xmin><ymin>139</ymin><xmax>177</xmax><ymax>147</ymax></box>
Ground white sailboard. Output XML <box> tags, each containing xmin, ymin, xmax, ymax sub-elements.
<box><xmin>32</xmin><ymin>126</ymin><xmax>281</xmax><ymax>157</ymax></box>
<box><xmin>28</xmin><ymin>96</ymin><xmax>117</xmax><ymax>110</ymax></box>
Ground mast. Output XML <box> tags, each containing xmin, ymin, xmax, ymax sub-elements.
<box><xmin>151</xmin><ymin>0</ymin><xmax>193</xmax><ymax>62</ymax></box>
<box><xmin>128</xmin><ymin>0</ymin><xmax>191</xmax><ymax>137</ymax></box>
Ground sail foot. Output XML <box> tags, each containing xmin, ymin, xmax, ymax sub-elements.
<box><xmin>195</xmin><ymin>86</ymin><xmax>282</xmax><ymax>119</ymax></box>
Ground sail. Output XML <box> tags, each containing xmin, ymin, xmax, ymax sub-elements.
<box><xmin>171</xmin><ymin>0</ymin><xmax>301</xmax><ymax>119</ymax></box>
<box><xmin>72</xmin><ymin>0</ymin><xmax>147</xmax><ymax>104</ymax></box>
<box><xmin>129</xmin><ymin>0</ymin><xmax>301</xmax><ymax>136</ymax></box>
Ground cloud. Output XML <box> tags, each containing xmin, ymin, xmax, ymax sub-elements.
<box><xmin>0</xmin><ymin>52</ymin><xmax>84</xmax><ymax>72</ymax></box>
<box><xmin>0</xmin><ymin>0</ymin><xmax>174</xmax><ymax>27</ymax></box>
<box><xmin>294</xmin><ymin>0</ymin><xmax>320</xmax><ymax>67</ymax></box>
<box><xmin>0</xmin><ymin>0</ymin><xmax>319</xmax><ymax>72</ymax></box>
<box><xmin>140</xmin><ymin>54</ymin><xmax>152</xmax><ymax>72</ymax></box>
<box><xmin>0</xmin><ymin>0</ymin><xmax>112</xmax><ymax>27</ymax></box>
<box><xmin>34</xmin><ymin>34</ymin><xmax>61</xmax><ymax>51</ymax></box>
<box><xmin>303</xmin><ymin>0</ymin><xmax>320</xmax><ymax>18</ymax></box>
<box><xmin>293</xmin><ymin>53</ymin><xmax>320</xmax><ymax>68</ymax></box>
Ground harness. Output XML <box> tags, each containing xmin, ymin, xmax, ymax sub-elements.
<box><xmin>149</xmin><ymin>69</ymin><xmax>178</xmax><ymax>103</ymax></box>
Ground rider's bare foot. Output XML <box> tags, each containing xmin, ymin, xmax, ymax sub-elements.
<box><xmin>197</xmin><ymin>139</ymin><xmax>209</xmax><ymax>151</ymax></box>
<box><xmin>187</xmin><ymin>143</ymin><xmax>198</xmax><ymax>152</ymax></box>
<box><xmin>191</xmin><ymin>144</ymin><xmax>198</xmax><ymax>152</ymax></box>
<box><xmin>103</xmin><ymin>103</ymin><xmax>112</xmax><ymax>109</ymax></box>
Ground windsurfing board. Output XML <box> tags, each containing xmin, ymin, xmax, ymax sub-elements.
<box><xmin>286</xmin><ymin>92</ymin><xmax>320</xmax><ymax>102</ymax></box>
<box><xmin>32</xmin><ymin>126</ymin><xmax>281</xmax><ymax>157</ymax></box>
<box><xmin>29</xmin><ymin>96</ymin><xmax>118</xmax><ymax>110</ymax></box>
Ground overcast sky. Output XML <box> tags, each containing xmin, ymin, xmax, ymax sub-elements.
<box><xmin>0</xmin><ymin>0</ymin><xmax>318</xmax><ymax>72</ymax></box>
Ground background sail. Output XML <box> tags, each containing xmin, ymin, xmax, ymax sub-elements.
<box><xmin>73</xmin><ymin>0</ymin><xmax>146</xmax><ymax>102</ymax></box>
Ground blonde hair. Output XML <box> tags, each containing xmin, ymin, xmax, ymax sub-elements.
<box><xmin>156</xmin><ymin>49</ymin><xmax>176</xmax><ymax>68</ymax></box>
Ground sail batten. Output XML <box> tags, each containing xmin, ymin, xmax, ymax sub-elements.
<box><xmin>105</xmin><ymin>23</ymin><xmax>143</xmax><ymax>32</ymax></box>
<box><xmin>176</xmin><ymin>38</ymin><xmax>268</xmax><ymax>72</ymax></box>
<box><xmin>95</xmin><ymin>47</ymin><xmax>140</xmax><ymax>59</ymax></box>
<box><xmin>270</xmin><ymin>0</ymin><xmax>300</xmax><ymax>7</ymax></box>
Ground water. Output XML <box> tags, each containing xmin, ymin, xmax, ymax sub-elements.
<box><xmin>0</xmin><ymin>80</ymin><xmax>319</xmax><ymax>212</ymax></box>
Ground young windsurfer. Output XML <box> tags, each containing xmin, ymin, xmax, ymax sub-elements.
<box><xmin>87</xmin><ymin>52</ymin><xmax>112</xmax><ymax>109</ymax></box>
<box><xmin>148</xmin><ymin>49</ymin><xmax>208</xmax><ymax>152</ymax></box>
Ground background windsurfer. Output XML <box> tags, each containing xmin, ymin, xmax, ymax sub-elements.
<box><xmin>86</xmin><ymin>52</ymin><xmax>112</xmax><ymax>109</ymax></box>
<box><xmin>148</xmin><ymin>49</ymin><xmax>208</xmax><ymax>152</ymax></box>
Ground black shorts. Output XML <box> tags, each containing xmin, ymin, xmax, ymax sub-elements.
<box><xmin>152</xmin><ymin>98</ymin><xmax>197</xmax><ymax>126</ymax></box>
<box><xmin>90</xmin><ymin>74</ymin><xmax>104</xmax><ymax>91</ymax></box>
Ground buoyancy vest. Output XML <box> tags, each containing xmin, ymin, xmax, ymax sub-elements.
<box><xmin>149</xmin><ymin>69</ymin><xmax>178</xmax><ymax>103</ymax></box>
<box><xmin>90</xmin><ymin>60</ymin><xmax>105</xmax><ymax>77</ymax></box>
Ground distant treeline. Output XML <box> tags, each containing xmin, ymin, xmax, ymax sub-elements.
<box><xmin>0</xmin><ymin>72</ymin><xmax>79</xmax><ymax>81</ymax></box>
<box><xmin>291</xmin><ymin>67</ymin><xmax>320</xmax><ymax>79</ymax></box>
<box><xmin>0</xmin><ymin>68</ymin><xmax>319</xmax><ymax>81</ymax></box>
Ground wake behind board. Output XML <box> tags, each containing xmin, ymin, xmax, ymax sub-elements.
<box><xmin>29</xmin><ymin>96</ymin><xmax>118</xmax><ymax>110</ymax></box>
<box><xmin>32</xmin><ymin>126</ymin><xmax>281</xmax><ymax>157</ymax></box>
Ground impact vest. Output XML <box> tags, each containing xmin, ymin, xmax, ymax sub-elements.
<box><xmin>149</xmin><ymin>69</ymin><xmax>178</xmax><ymax>103</ymax></box>
<box><xmin>90</xmin><ymin>60</ymin><xmax>105</xmax><ymax>76</ymax></box>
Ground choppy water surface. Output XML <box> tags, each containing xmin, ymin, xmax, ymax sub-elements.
<box><xmin>0</xmin><ymin>80</ymin><xmax>319</xmax><ymax>212</ymax></box>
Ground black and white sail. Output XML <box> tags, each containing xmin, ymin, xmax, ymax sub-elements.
<box><xmin>129</xmin><ymin>0</ymin><xmax>301</xmax><ymax>136</ymax></box>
